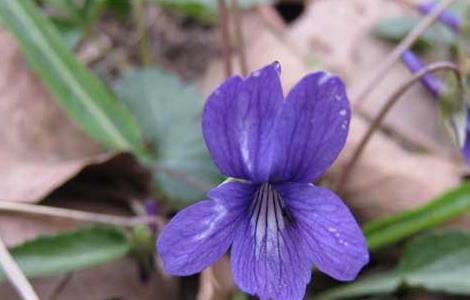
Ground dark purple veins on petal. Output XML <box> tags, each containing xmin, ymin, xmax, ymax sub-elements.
<box><xmin>231</xmin><ymin>183</ymin><xmax>313</xmax><ymax>300</ymax></box>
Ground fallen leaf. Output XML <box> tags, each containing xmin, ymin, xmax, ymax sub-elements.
<box><xmin>0</xmin><ymin>28</ymin><xmax>102</xmax><ymax>203</ymax></box>
<box><xmin>0</xmin><ymin>29</ymin><xmax>151</xmax><ymax>247</ymax></box>
<box><xmin>288</xmin><ymin>0</ymin><xmax>458</xmax><ymax>156</ymax></box>
<box><xmin>0</xmin><ymin>257</ymin><xmax>177</xmax><ymax>300</ymax></box>
<box><xmin>0</xmin><ymin>152</ymin><xmax>151</xmax><ymax>247</ymax></box>
<box><xmin>325</xmin><ymin>115</ymin><xmax>464</xmax><ymax>221</ymax></box>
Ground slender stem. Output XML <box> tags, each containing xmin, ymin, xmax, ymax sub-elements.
<box><xmin>132</xmin><ymin>0</ymin><xmax>152</xmax><ymax>66</ymax></box>
<box><xmin>47</xmin><ymin>273</ymin><xmax>73</xmax><ymax>300</ymax></box>
<box><xmin>352</xmin><ymin>0</ymin><xmax>457</xmax><ymax>109</ymax></box>
<box><xmin>338</xmin><ymin>62</ymin><xmax>462</xmax><ymax>190</ymax></box>
<box><xmin>231</xmin><ymin>0</ymin><xmax>248</xmax><ymax>76</ymax></box>
<box><xmin>0</xmin><ymin>235</ymin><xmax>39</xmax><ymax>300</ymax></box>
<box><xmin>218</xmin><ymin>0</ymin><xmax>232</xmax><ymax>77</ymax></box>
<box><xmin>0</xmin><ymin>201</ymin><xmax>155</xmax><ymax>228</ymax></box>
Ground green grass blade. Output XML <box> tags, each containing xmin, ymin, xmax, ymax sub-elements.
<box><xmin>0</xmin><ymin>0</ymin><xmax>144</xmax><ymax>153</ymax></box>
<box><xmin>364</xmin><ymin>182</ymin><xmax>470</xmax><ymax>251</ymax></box>
<box><xmin>0</xmin><ymin>226</ymin><xmax>131</xmax><ymax>281</ymax></box>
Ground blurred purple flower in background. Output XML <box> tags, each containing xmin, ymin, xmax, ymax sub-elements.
<box><xmin>401</xmin><ymin>1</ymin><xmax>462</xmax><ymax>98</ymax></box>
<box><xmin>416</xmin><ymin>1</ymin><xmax>460</xmax><ymax>33</ymax></box>
<box><xmin>157</xmin><ymin>63</ymin><xmax>369</xmax><ymax>300</ymax></box>
<box><xmin>401</xmin><ymin>1</ymin><xmax>470</xmax><ymax>164</ymax></box>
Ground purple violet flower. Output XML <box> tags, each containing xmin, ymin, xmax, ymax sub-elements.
<box><xmin>157</xmin><ymin>63</ymin><xmax>369</xmax><ymax>300</ymax></box>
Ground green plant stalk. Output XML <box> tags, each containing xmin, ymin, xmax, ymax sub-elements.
<box><xmin>132</xmin><ymin>0</ymin><xmax>153</xmax><ymax>66</ymax></box>
<box><xmin>364</xmin><ymin>182</ymin><xmax>470</xmax><ymax>250</ymax></box>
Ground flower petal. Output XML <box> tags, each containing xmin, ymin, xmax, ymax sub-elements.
<box><xmin>202</xmin><ymin>63</ymin><xmax>283</xmax><ymax>182</ymax></box>
<box><xmin>275</xmin><ymin>182</ymin><xmax>369</xmax><ymax>281</ymax></box>
<box><xmin>271</xmin><ymin>72</ymin><xmax>350</xmax><ymax>182</ymax></box>
<box><xmin>157</xmin><ymin>181</ymin><xmax>255</xmax><ymax>275</ymax></box>
<box><xmin>231</xmin><ymin>184</ymin><xmax>313</xmax><ymax>300</ymax></box>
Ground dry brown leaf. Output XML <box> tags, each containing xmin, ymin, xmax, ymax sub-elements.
<box><xmin>325</xmin><ymin>116</ymin><xmax>464</xmax><ymax>221</ymax></box>
<box><xmin>0</xmin><ymin>29</ymin><xmax>151</xmax><ymax>247</ymax></box>
<box><xmin>0</xmin><ymin>29</ymin><xmax>104</xmax><ymax>204</ymax></box>
<box><xmin>289</xmin><ymin>0</ymin><xmax>458</xmax><ymax>156</ymax></box>
<box><xmin>0</xmin><ymin>153</ymin><xmax>151</xmax><ymax>248</ymax></box>
<box><xmin>0</xmin><ymin>257</ymin><xmax>176</xmax><ymax>300</ymax></box>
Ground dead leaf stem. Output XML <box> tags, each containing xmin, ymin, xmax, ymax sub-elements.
<box><xmin>352</xmin><ymin>0</ymin><xmax>457</xmax><ymax>109</ymax></box>
<box><xmin>338</xmin><ymin>62</ymin><xmax>463</xmax><ymax>190</ymax></box>
<box><xmin>132</xmin><ymin>0</ymin><xmax>153</xmax><ymax>66</ymax></box>
<box><xmin>0</xmin><ymin>201</ymin><xmax>156</xmax><ymax>228</ymax></box>
<box><xmin>0</xmin><ymin>234</ymin><xmax>39</xmax><ymax>300</ymax></box>
<box><xmin>218</xmin><ymin>0</ymin><xmax>233</xmax><ymax>77</ymax></box>
<box><xmin>231</xmin><ymin>0</ymin><xmax>248</xmax><ymax>76</ymax></box>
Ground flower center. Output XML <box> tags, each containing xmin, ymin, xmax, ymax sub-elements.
<box><xmin>249</xmin><ymin>183</ymin><xmax>292</xmax><ymax>255</ymax></box>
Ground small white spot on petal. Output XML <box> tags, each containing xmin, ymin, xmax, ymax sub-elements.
<box><xmin>335</xmin><ymin>233</ymin><xmax>341</xmax><ymax>238</ymax></box>
<box><xmin>252</xmin><ymin>70</ymin><xmax>261</xmax><ymax>77</ymax></box>
<box><xmin>335</xmin><ymin>94</ymin><xmax>342</xmax><ymax>101</ymax></box>
<box><xmin>328</xmin><ymin>227</ymin><xmax>337</xmax><ymax>233</ymax></box>
<box><xmin>339</xmin><ymin>109</ymin><xmax>347</xmax><ymax>116</ymax></box>
<box><xmin>195</xmin><ymin>204</ymin><xmax>226</xmax><ymax>241</ymax></box>
<box><xmin>318</xmin><ymin>73</ymin><xmax>332</xmax><ymax>86</ymax></box>
<box><xmin>240</xmin><ymin>130</ymin><xmax>253</xmax><ymax>173</ymax></box>
<box><xmin>273</xmin><ymin>61</ymin><xmax>281</xmax><ymax>74</ymax></box>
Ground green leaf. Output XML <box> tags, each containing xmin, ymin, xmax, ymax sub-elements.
<box><xmin>114</xmin><ymin>69</ymin><xmax>222</xmax><ymax>205</ymax></box>
<box><xmin>0</xmin><ymin>0</ymin><xmax>145</xmax><ymax>154</ymax></box>
<box><xmin>364</xmin><ymin>182</ymin><xmax>470</xmax><ymax>251</ymax></box>
<box><xmin>0</xmin><ymin>226</ymin><xmax>131</xmax><ymax>281</ymax></box>
<box><xmin>373</xmin><ymin>16</ymin><xmax>456</xmax><ymax>46</ymax></box>
<box><xmin>52</xmin><ymin>20</ymin><xmax>82</xmax><ymax>49</ymax></box>
<box><xmin>317</xmin><ymin>231</ymin><xmax>470</xmax><ymax>300</ymax></box>
<box><xmin>315</xmin><ymin>273</ymin><xmax>401</xmax><ymax>300</ymax></box>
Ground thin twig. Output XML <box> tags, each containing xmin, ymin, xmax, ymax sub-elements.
<box><xmin>0</xmin><ymin>201</ymin><xmax>155</xmax><ymax>228</ymax></box>
<box><xmin>132</xmin><ymin>0</ymin><xmax>152</xmax><ymax>66</ymax></box>
<box><xmin>231</xmin><ymin>0</ymin><xmax>248</xmax><ymax>76</ymax></box>
<box><xmin>47</xmin><ymin>273</ymin><xmax>73</xmax><ymax>300</ymax></box>
<box><xmin>338</xmin><ymin>62</ymin><xmax>462</xmax><ymax>190</ymax></box>
<box><xmin>218</xmin><ymin>0</ymin><xmax>232</xmax><ymax>77</ymax></box>
<box><xmin>0</xmin><ymin>235</ymin><xmax>39</xmax><ymax>300</ymax></box>
<box><xmin>352</xmin><ymin>0</ymin><xmax>457</xmax><ymax>109</ymax></box>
